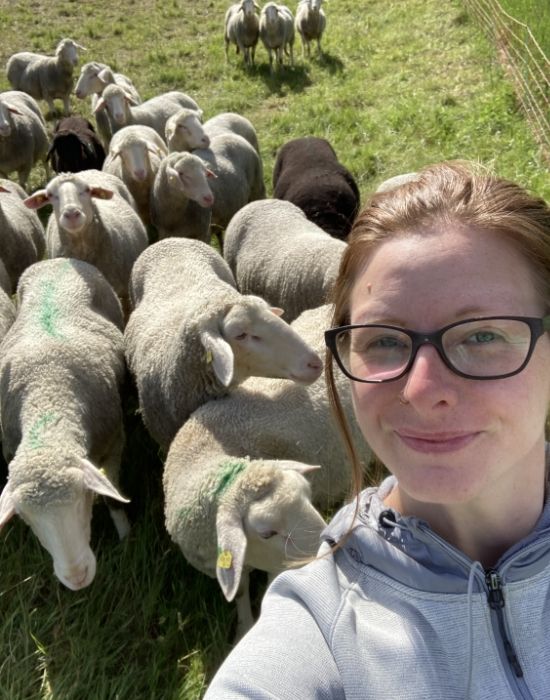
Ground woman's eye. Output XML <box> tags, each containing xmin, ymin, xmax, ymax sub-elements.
<box><xmin>465</xmin><ymin>330</ymin><xmax>502</xmax><ymax>344</ymax></box>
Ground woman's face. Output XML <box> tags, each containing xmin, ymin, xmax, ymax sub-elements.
<box><xmin>348</xmin><ymin>225</ymin><xmax>550</xmax><ymax>507</ymax></box>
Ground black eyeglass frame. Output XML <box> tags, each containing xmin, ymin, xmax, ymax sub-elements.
<box><xmin>324</xmin><ymin>315</ymin><xmax>550</xmax><ymax>383</ymax></box>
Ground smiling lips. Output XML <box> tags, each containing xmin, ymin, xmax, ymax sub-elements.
<box><xmin>396</xmin><ymin>431</ymin><xmax>481</xmax><ymax>454</ymax></box>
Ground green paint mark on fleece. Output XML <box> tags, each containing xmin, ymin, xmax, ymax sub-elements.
<box><xmin>211</xmin><ymin>460</ymin><xmax>248</xmax><ymax>499</ymax></box>
<box><xmin>38</xmin><ymin>280</ymin><xmax>64</xmax><ymax>338</ymax></box>
<box><xmin>28</xmin><ymin>412</ymin><xmax>57</xmax><ymax>450</ymax></box>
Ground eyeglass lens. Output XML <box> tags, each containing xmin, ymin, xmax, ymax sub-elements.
<box><xmin>335</xmin><ymin>318</ymin><xmax>534</xmax><ymax>381</ymax></box>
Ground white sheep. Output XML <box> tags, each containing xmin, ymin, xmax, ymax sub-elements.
<box><xmin>23</xmin><ymin>170</ymin><xmax>148</xmax><ymax>310</ymax></box>
<box><xmin>0</xmin><ymin>178</ymin><xmax>45</xmax><ymax>293</ymax></box>
<box><xmin>166</xmin><ymin>109</ymin><xmax>260</xmax><ymax>156</ymax></box>
<box><xmin>6</xmin><ymin>38</ymin><xmax>87</xmax><ymax>115</ymax></box>
<box><xmin>0</xmin><ymin>90</ymin><xmax>49</xmax><ymax>189</ymax></box>
<box><xmin>295</xmin><ymin>0</ymin><xmax>326</xmax><ymax>57</ymax></box>
<box><xmin>376</xmin><ymin>171</ymin><xmax>420</xmax><ymax>193</ymax></box>
<box><xmin>165</xmin><ymin>108</ymin><xmax>209</xmax><ymax>152</ymax></box>
<box><xmin>163</xmin><ymin>448</ymin><xmax>325</xmax><ymax>637</ymax></box>
<box><xmin>224</xmin><ymin>198</ymin><xmax>346</xmax><ymax>322</ymax></box>
<box><xmin>225</xmin><ymin>0</ymin><xmax>261</xmax><ymax>67</ymax></box>
<box><xmin>0</xmin><ymin>258</ymin><xmax>129</xmax><ymax>591</ymax></box>
<box><xmin>167</xmin><ymin>305</ymin><xmax>370</xmax><ymax>512</ymax></box>
<box><xmin>124</xmin><ymin>238</ymin><xmax>323</xmax><ymax>450</ymax></box>
<box><xmin>94</xmin><ymin>84</ymin><xmax>200</xmax><ymax>140</ymax></box>
<box><xmin>74</xmin><ymin>61</ymin><xmax>142</xmax><ymax>148</ymax></box>
<box><xmin>193</xmin><ymin>130</ymin><xmax>265</xmax><ymax>240</ymax></box>
<box><xmin>149</xmin><ymin>151</ymin><xmax>215</xmax><ymax>242</ymax></box>
<box><xmin>259</xmin><ymin>3</ymin><xmax>295</xmax><ymax>72</ymax></box>
<box><xmin>102</xmin><ymin>125</ymin><xmax>168</xmax><ymax>225</ymax></box>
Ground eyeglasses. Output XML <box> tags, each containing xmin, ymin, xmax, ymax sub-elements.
<box><xmin>325</xmin><ymin>316</ymin><xmax>550</xmax><ymax>383</ymax></box>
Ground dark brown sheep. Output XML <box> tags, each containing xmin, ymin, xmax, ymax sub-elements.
<box><xmin>46</xmin><ymin>116</ymin><xmax>105</xmax><ymax>173</ymax></box>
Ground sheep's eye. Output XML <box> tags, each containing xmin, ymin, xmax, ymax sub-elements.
<box><xmin>235</xmin><ymin>332</ymin><xmax>247</xmax><ymax>341</ymax></box>
<box><xmin>259</xmin><ymin>530</ymin><xmax>277</xmax><ymax>539</ymax></box>
<box><xmin>251</xmin><ymin>335</ymin><xmax>261</xmax><ymax>341</ymax></box>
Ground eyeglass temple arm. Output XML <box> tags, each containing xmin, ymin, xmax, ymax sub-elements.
<box><xmin>544</xmin><ymin>315</ymin><xmax>550</xmax><ymax>331</ymax></box>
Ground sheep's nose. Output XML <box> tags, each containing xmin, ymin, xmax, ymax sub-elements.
<box><xmin>201</xmin><ymin>193</ymin><xmax>214</xmax><ymax>207</ymax></box>
<box><xmin>202</xmin><ymin>137</ymin><xmax>210</xmax><ymax>147</ymax></box>
<box><xmin>133</xmin><ymin>168</ymin><xmax>146</xmax><ymax>181</ymax></box>
<box><xmin>75</xmin><ymin>89</ymin><xmax>83</xmax><ymax>98</ymax></box>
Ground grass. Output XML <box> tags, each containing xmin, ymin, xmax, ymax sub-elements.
<box><xmin>497</xmin><ymin>0</ymin><xmax>550</xmax><ymax>56</ymax></box>
<box><xmin>0</xmin><ymin>0</ymin><xmax>549</xmax><ymax>697</ymax></box>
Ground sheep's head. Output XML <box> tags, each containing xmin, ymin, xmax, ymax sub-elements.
<box><xmin>240</xmin><ymin>0</ymin><xmax>260</xmax><ymax>16</ymax></box>
<box><xmin>75</xmin><ymin>61</ymin><xmax>107</xmax><ymax>98</ymax></box>
<box><xmin>165</xmin><ymin>109</ymin><xmax>208</xmax><ymax>152</ymax></box>
<box><xmin>56</xmin><ymin>38</ymin><xmax>87</xmax><ymax>67</ymax></box>
<box><xmin>165</xmin><ymin>152</ymin><xmax>215</xmax><ymax>207</ymax></box>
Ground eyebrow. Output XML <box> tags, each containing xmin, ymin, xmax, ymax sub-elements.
<box><xmin>351</xmin><ymin>306</ymin><xmax>502</xmax><ymax>326</ymax></box>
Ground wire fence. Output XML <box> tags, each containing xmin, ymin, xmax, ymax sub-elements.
<box><xmin>463</xmin><ymin>0</ymin><xmax>550</xmax><ymax>159</ymax></box>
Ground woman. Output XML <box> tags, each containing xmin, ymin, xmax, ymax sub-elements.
<box><xmin>205</xmin><ymin>161</ymin><xmax>550</xmax><ymax>699</ymax></box>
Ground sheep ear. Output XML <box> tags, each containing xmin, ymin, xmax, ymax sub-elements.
<box><xmin>97</xmin><ymin>68</ymin><xmax>111</xmax><ymax>84</ymax></box>
<box><xmin>276</xmin><ymin>461</ymin><xmax>322</xmax><ymax>475</ymax></box>
<box><xmin>23</xmin><ymin>191</ymin><xmax>50</xmax><ymax>209</ymax></box>
<box><xmin>166</xmin><ymin>166</ymin><xmax>180</xmax><ymax>184</ymax></box>
<box><xmin>0</xmin><ymin>482</ymin><xmax>16</xmax><ymax>528</ymax></box>
<box><xmin>80</xmin><ymin>458</ymin><xmax>130</xmax><ymax>502</ymax></box>
<box><xmin>205</xmin><ymin>168</ymin><xmax>217</xmax><ymax>180</ymax></box>
<box><xmin>89</xmin><ymin>186</ymin><xmax>114</xmax><ymax>200</ymax></box>
<box><xmin>200</xmin><ymin>329</ymin><xmax>234</xmax><ymax>386</ymax></box>
<box><xmin>75</xmin><ymin>43</ymin><xmax>88</xmax><ymax>51</ymax></box>
<box><xmin>93</xmin><ymin>97</ymin><xmax>106</xmax><ymax>113</ymax></box>
<box><xmin>196</xmin><ymin>109</ymin><xmax>204</xmax><ymax>121</ymax></box>
<box><xmin>270</xmin><ymin>307</ymin><xmax>284</xmax><ymax>317</ymax></box>
<box><xmin>216</xmin><ymin>507</ymin><xmax>247</xmax><ymax>601</ymax></box>
<box><xmin>124</xmin><ymin>93</ymin><xmax>139</xmax><ymax>107</ymax></box>
<box><xmin>7</xmin><ymin>105</ymin><xmax>23</xmax><ymax>115</ymax></box>
<box><xmin>0</xmin><ymin>185</ymin><xmax>10</xmax><ymax>193</ymax></box>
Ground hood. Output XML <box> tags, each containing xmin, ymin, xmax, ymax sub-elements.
<box><xmin>322</xmin><ymin>466</ymin><xmax>550</xmax><ymax>595</ymax></box>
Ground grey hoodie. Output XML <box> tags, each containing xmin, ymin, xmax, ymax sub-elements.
<box><xmin>206</xmin><ymin>473</ymin><xmax>550</xmax><ymax>699</ymax></box>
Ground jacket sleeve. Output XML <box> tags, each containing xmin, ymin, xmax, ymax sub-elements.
<box><xmin>204</xmin><ymin>559</ymin><xmax>346</xmax><ymax>700</ymax></box>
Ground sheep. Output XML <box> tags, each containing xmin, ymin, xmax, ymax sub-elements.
<box><xmin>0</xmin><ymin>90</ymin><xmax>49</xmax><ymax>189</ymax></box>
<box><xmin>0</xmin><ymin>179</ymin><xmax>46</xmax><ymax>293</ymax></box>
<box><xmin>272</xmin><ymin>136</ymin><xmax>360</xmax><ymax>240</ymax></box>
<box><xmin>224</xmin><ymin>0</ymin><xmax>261</xmax><ymax>67</ymax></box>
<box><xmin>224</xmin><ymin>198</ymin><xmax>347</xmax><ymax>322</ymax></box>
<box><xmin>376</xmin><ymin>171</ymin><xmax>420</xmax><ymax>193</ymax></box>
<box><xmin>0</xmin><ymin>258</ymin><xmax>129</xmax><ymax>591</ymax></box>
<box><xmin>74</xmin><ymin>61</ymin><xmax>141</xmax><ymax>148</ymax></box>
<box><xmin>164</xmin><ymin>305</ymin><xmax>370</xmax><ymax>513</ymax></box>
<box><xmin>102</xmin><ymin>125</ymin><xmax>168</xmax><ymax>225</ymax></box>
<box><xmin>6</xmin><ymin>38</ymin><xmax>87</xmax><ymax>115</ymax></box>
<box><xmin>46</xmin><ymin>116</ymin><xmax>106</xmax><ymax>174</ymax></box>
<box><xmin>259</xmin><ymin>3</ymin><xmax>295</xmax><ymax>72</ymax></box>
<box><xmin>193</xmin><ymin>131</ymin><xmax>265</xmax><ymax>242</ymax></box>
<box><xmin>149</xmin><ymin>152</ymin><xmax>214</xmax><ymax>242</ymax></box>
<box><xmin>163</xmin><ymin>448</ymin><xmax>325</xmax><ymax>637</ymax></box>
<box><xmin>295</xmin><ymin>0</ymin><xmax>326</xmax><ymax>57</ymax></box>
<box><xmin>23</xmin><ymin>170</ymin><xmax>148</xmax><ymax>310</ymax></box>
<box><xmin>124</xmin><ymin>237</ymin><xmax>323</xmax><ymax>450</ymax></box>
<box><xmin>166</xmin><ymin>109</ymin><xmax>260</xmax><ymax>156</ymax></box>
<box><xmin>94</xmin><ymin>85</ymin><xmax>200</xmax><ymax>140</ymax></box>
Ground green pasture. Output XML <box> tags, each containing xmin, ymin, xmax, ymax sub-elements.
<box><xmin>0</xmin><ymin>0</ymin><xmax>548</xmax><ymax>698</ymax></box>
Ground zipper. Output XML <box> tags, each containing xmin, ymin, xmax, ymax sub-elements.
<box><xmin>485</xmin><ymin>569</ymin><xmax>524</xmax><ymax>678</ymax></box>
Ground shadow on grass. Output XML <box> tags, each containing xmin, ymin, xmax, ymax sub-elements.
<box><xmin>315</xmin><ymin>51</ymin><xmax>345</xmax><ymax>75</ymax></box>
<box><xmin>254</xmin><ymin>63</ymin><xmax>313</xmax><ymax>95</ymax></box>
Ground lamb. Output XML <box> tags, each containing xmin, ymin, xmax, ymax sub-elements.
<box><xmin>6</xmin><ymin>38</ymin><xmax>87</xmax><ymax>115</ymax></box>
<box><xmin>0</xmin><ymin>90</ymin><xmax>49</xmax><ymax>189</ymax></box>
<box><xmin>272</xmin><ymin>136</ymin><xmax>360</xmax><ymax>240</ymax></box>
<box><xmin>376</xmin><ymin>171</ymin><xmax>420</xmax><ymax>193</ymax></box>
<box><xmin>46</xmin><ymin>116</ymin><xmax>106</xmax><ymax>174</ymax></box>
<box><xmin>103</xmin><ymin>125</ymin><xmax>168</xmax><ymax>225</ymax></box>
<box><xmin>193</xmin><ymin>130</ymin><xmax>265</xmax><ymax>241</ymax></box>
<box><xmin>164</xmin><ymin>305</ymin><xmax>370</xmax><ymax>513</ymax></box>
<box><xmin>23</xmin><ymin>170</ymin><xmax>148</xmax><ymax>309</ymax></box>
<box><xmin>295</xmin><ymin>0</ymin><xmax>326</xmax><ymax>57</ymax></box>
<box><xmin>225</xmin><ymin>0</ymin><xmax>261</xmax><ymax>67</ymax></box>
<box><xmin>94</xmin><ymin>84</ymin><xmax>200</xmax><ymax>140</ymax></box>
<box><xmin>166</xmin><ymin>109</ymin><xmax>260</xmax><ymax>156</ymax></box>
<box><xmin>259</xmin><ymin>3</ymin><xmax>295</xmax><ymax>72</ymax></box>
<box><xmin>74</xmin><ymin>61</ymin><xmax>141</xmax><ymax>147</ymax></box>
<box><xmin>0</xmin><ymin>179</ymin><xmax>46</xmax><ymax>293</ymax></box>
<box><xmin>149</xmin><ymin>152</ymin><xmax>214</xmax><ymax>241</ymax></box>
<box><xmin>0</xmin><ymin>258</ymin><xmax>129</xmax><ymax>591</ymax></box>
<box><xmin>124</xmin><ymin>237</ymin><xmax>323</xmax><ymax>450</ymax></box>
<box><xmin>224</xmin><ymin>198</ymin><xmax>347</xmax><ymax>322</ymax></box>
<box><xmin>163</xmin><ymin>448</ymin><xmax>325</xmax><ymax>637</ymax></box>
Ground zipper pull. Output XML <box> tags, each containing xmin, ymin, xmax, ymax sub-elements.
<box><xmin>485</xmin><ymin>569</ymin><xmax>505</xmax><ymax>609</ymax></box>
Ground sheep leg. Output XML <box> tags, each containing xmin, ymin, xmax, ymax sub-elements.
<box><xmin>317</xmin><ymin>38</ymin><xmax>322</xmax><ymax>55</ymax></box>
<box><xmin>234</xmin><ymin>568</ymin><xmax>254</xmax><ymax>641</ymax></box>
<box><xmin>62</xmin><ymin>95</ymin><xmax>71</xmax><ymax>116</ymax></box>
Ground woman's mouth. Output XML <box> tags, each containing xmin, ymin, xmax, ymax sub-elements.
<box><xmin>396</xmin><ymin>431</ymin><xmax>480</xmax><ymax>454</ymax></box>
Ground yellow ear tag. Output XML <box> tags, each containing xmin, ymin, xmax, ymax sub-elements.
<box><xmin>206</xmin><ymin>350</ymin><xmax>213</xmax><ymax>364</ymax></box>
<box><xmin>217</xmin><ymin>550</ymin><xmax>233</xmax><ymax>569</ymax></box>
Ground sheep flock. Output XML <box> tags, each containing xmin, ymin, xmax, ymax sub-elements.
<box><xmin>0</xmin><ymin>0</ymin><xmax>385</xmax><ymax>684</ymax></box>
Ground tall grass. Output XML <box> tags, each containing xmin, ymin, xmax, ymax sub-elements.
<box><xmin>498</xmin><ymin>0</ymin><xmax>550</xmax><ymax>55</ymax></box>
<box><xmin>0</xmin><ymin>0</ymin><xmax>549</xmax><ymax>698</ymax></box>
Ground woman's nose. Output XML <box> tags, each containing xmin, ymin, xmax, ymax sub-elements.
<box><xmin>399</xmin><ymin>344</ymin><xmax>458</xmax><ymax>408</ymax></box>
